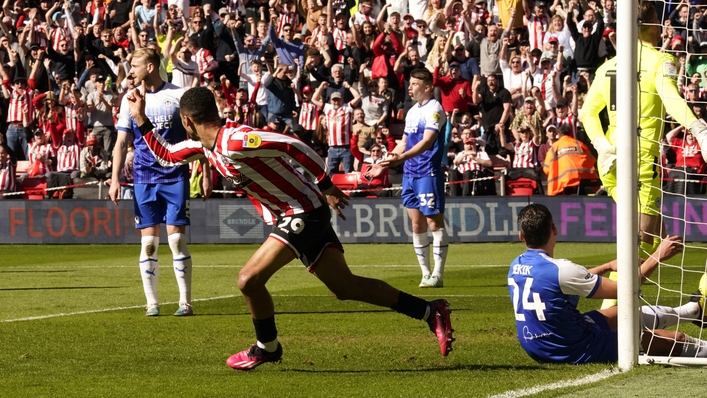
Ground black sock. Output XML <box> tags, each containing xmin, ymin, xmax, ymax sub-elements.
<box><xmin>253</xmin><ymin>315</ymin><xmax>278</xmax><ymax>343</ymax></box>
<box><xmin>391</xmin><ymin>291</ymin><xmax>429</xmax><ymax>320</ymax></box>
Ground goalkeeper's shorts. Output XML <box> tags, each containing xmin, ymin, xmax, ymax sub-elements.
<box><xmin>601</xmin><ymin>153</ymin><xmax>661</xmax><ymax>216</ymax></box>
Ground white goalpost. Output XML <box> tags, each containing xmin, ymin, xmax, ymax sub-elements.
<box><xmin>618</xmin><ymin>1</ymin><xmax>707</xmax><ymax>369</ymax></box>
<box><xmin>616</xmin><ymin>0</ymin><xmax>640</xmax><ymax>371</ymax></box>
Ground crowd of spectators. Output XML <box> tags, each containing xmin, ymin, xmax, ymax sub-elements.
<box><xmin>0</xmin><ymin>0</ymin><xmax>705</xmax><ymax>199</ymax></box>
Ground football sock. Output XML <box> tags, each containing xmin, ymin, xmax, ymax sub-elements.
<box><xmin>253</xmin><ymin>315</ymin><xmax>278</xmax><ymax>352</ymax></box>
<box><xmin>391</xmin><ymin>291</ymin><xmax>429</xmax><ymax>320</ymax></box>
<box><xmin>257</xmin><ymin>340</ymin><xmax>280</xmax><ymax>352</ymax></box>
<box><xmin>641</xmin><ymin>303</ymin><xmax>701</xmax><ymax>329</ymax></box>
<box><xmin>139</xmin><ymin>235</ymin><xmax>160</xmax><ymax>306</ymax></box>
<box><xmin>681</xmin><ymin>335</ymin><xmax>707</xmax><ymax>358</ymax></box>
<box><xmin>413</xmin><ymin>233</ymin><xmax>431</xmax><ymax>276</ymax></box>
<box><xmin>431</xmin><ymin>228</ymin><xmax>448</xmax><ymax>279</ymax></box>
<box><xmin>168</xmin><ymin>233</ymin><xmax>192</xmax><ymax>305</ymax></box>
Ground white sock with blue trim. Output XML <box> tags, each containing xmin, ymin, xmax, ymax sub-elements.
<box><xmin>140</xmin><ymin>235</ymin><xmax>159</xmax><ymax>306</ymax></box>
<box><xmin>413</xmin><ymin>233</ymin><xmax>431</xmax><ymax>276</ymax></box>
<box><xmin>168</xmin><ymin>233</ymin><xmax>192</xmax><ymax>305</ymax></box>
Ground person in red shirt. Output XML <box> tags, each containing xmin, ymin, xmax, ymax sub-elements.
<box><xmin>433</xmin><ymin>61</ymin><xmax>474</xmax><ymax>115</ymax></box>
<box><xmin>666</xmin><ymin>127</ymin><xmax>707</xmax><ymax>195</ymax></box>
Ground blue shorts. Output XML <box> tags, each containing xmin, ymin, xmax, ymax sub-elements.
<box><xmin>401</xmin><ymin>175</ymin><xmax>445</xmax><ymax>217</ymax></box>
<box><xmin>523</xmin><ymin>310</ymin><xmax>618</xmax><ymax>364</ymax></box>
<box><xmin>133</xmin><ymin>181</ymin><xmax>190</xmax><ymax>229</ymax></box>
<box><xmin>574</xmin><ymin>310</ymin><xmax>618</xmax><ymax>364</ymax></box>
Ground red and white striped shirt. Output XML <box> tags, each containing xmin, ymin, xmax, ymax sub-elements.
<box><xmin>65</xmin><ymin>102</ymin><xmax>85</xmax><ymax>131</ymax></box>
<box><xmin>455</xmin><ymin>151</ymin><xmax>489</xmax><ymax>174</ymax></box>
<box><xmin>32</xmin><ymin>26</ymin><xmax>49</xmax><ymax>49</ymax></box>
<box><xmin>470</xmin><ymin>8</ymin><xmax>489</xmax><ymax>25</ymax></box>
<box><xmin>7</xmin><ymin>87</ymin><xmax>33</xmax><ymax>124</ymax></box>
<box><xmin>299</xmin><ymin>101</ymin><xmax>319</xmax><ymax>131</ymax></box>
<box><xmin>0</xmin><ymin>159</ymin><xmax>16</xmax><ymax>192</ymax></box>
<box><xmin>143</xmin><ymin>122</ymin><xmax>331</xmax><ymax>225</ymax></box>
<box><xmin>276</xmin><ymin>10</ymin><xmax>299</xmax><ymax>37</ymax></box>
<box><xmin>28</xmin><ymin>142</ymin><xmax>55</xmax><ymax>175</ymax></box>
<box><xmin>525</xmin><ymin>15</ymin><xmax>548</xmax><ymax>51</ymax></box>
<box><xmin>512</xmin><ymin>140</ymin><xmax>538</xmax><ymax>168</ymax></box>
<box><xmin>51</xmin><ymin>26</ymin><xmax>71</xmax><ymax>52</ymax></box>
<box><xmin>310</xmin><ymin>26</ymin><xmax>328</xmax><ymax>45</ymax></box>
<box><xmin>56</xmin><ymin>143</ymin><xmax>81</xmax><ymax>172</ymax></box>
<box><xmin>323</xmin><ymin>103</ymin><xmax>354</xmax><ymax>146</ymax></box>
<box><xmin>332</xmin><ymin>28</ymin><xmax>347</xmax><ymax>51</ymax></box>
<box><xmin>549</xmin><ymin>113</ymin><xmax>578</xmax><ymax>138</ymax></box>
<box><xmin>193</xmin><ymin>48</ymin><xmax>218</xmax><ymax>75</ymax></box>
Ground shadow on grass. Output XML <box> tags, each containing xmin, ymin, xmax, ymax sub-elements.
<box><xmin>282</xmin><ymin>364</ymin><xmax>549</xmax><ymax>373</ymax></box>
<box><xmin>0</xmin><ymin>286</ymin><xmax>126</xmax><ymax>291</ymax></box>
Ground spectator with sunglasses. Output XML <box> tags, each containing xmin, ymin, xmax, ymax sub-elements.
<box><xmin>433</xmin><ymin>61</ymin><xmax>474</xmax><ymax>116</ymax></box>
<box><xmin>266</xmin><ymin>15</ymin><xmax>305</xmax><ymax>71</ymax></box>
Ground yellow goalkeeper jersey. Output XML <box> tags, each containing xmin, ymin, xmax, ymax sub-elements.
<box><xmin>580</xmin><ymin>41</ymin><xmax>698</xmax><ymax>158</ymax></box>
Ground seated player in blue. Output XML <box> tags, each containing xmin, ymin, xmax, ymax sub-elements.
<box><xmin>509</xmin><ymin>203</ymin><xmax>707</xmax><ymax>364</ymax></box>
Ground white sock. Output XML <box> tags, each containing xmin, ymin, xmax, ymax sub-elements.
<box><xmin>257</xmin><ymin>339</ymin><xmax>280</xmax><ymax>352</ymax></box>
<box><xmin>682</xmin><ymin>335</ymin><xmax>707</xmax><ymax>358</ymax></box>
<box><xmin>413</xmin><ymin>233</ymin><xmax>431</xmax><ymax>276</ymax></box>
<box><xmin>168</xmin><ymin>233</ymin><xmax>192</xmax><ymax>305</ymax></box>
<box><xmin>139</xmin><ymin>235</ymin><xmax>160</xmax><ymax>306</ymax></box>
<box><xmin>431</xmin><ymin>228</ymin><xmax>449</xmax><ymax>279</ymax></box>
<box><xmin>641</xmin><ymin>302</ymin><xmax>701</xmax><ymax>329</ymax></box>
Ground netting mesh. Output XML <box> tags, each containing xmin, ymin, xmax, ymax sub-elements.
<box><xmin>632</xmin><ymin>0</ymin><xmax>707</xmax><ymax>361</ymax></box>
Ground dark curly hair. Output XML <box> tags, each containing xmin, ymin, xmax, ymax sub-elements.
<box><xmin>179</xmin><ymin>87</ymin><xmax>221</xmax><ymax>126</ymax></box>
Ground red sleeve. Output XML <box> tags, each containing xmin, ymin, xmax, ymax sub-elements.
<box><xmin>386</xmin><ymin>134</ymin><xmax>396</xmax><ymax>152</ymax></box>
<box><xmin>372</xmin><ymin>32</ymin><xmax>386</xmax><ymax>56</ymax></box>
<box><xmin>350</xmin><ymin>133</ymin><xmax>363</xmax><ymax>162</ymax></box>
<box><xmin>143</xmin><ymin>130</ymin><xmax>206</xmax><ymax>166</ymax></box>
<box><xmin>433</xmin><ymin>66</ymin><xmax>440</xmax><ymax>86</ymax></box>
<box><xmin>28</xmin><ymin>78</ymin><xmax>37</xmax><ymax>90</ymax></box>
<box><xmin>33</xmin><ymin>92</ymin><xmax>46</xmax><ymax>109</ymax></box>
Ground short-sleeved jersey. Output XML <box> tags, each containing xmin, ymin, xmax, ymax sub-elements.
<box><xmin>117</xmin><ymin>82</ymin><xmax>189</xmax><ymax>184</ymax></box>
<box><xmin>580</xmin><ymin>41</ymin><xmax>698</xmax><ymax>158</ymax></box>
<box><xmin>507</xmin><ymin>249</ymin><xmax>603</xmax><ymax>363</ymax></box>
<box><xmin>143</xmin><ymin>122</ymin><xmax>331</xmax><ymax>225</ymax></box>
<box><xmin>403</xmin><ymin>98</ymin><xmax>446</xmax><ymax>178</ymax></box>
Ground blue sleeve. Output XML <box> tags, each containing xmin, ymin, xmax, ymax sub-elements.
<box><xmin>268</xmin><ymin>25</ymin><xmax>280</xmax><ymax>48</ymax></box>
<box><xmin>77</xmin><ymin>67</ymin><xmax>90</xmax><ymax>89</ymax></box>
<box><xmin>441</xmin><ymin>119</ymin><xmax>453</xmax><ymax>166</ymax></box>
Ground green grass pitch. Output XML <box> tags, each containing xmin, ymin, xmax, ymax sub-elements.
<box><xmin>2</xmin><ymin>242</ymin><xmax>707</xmax><ymax>398</ymax></box>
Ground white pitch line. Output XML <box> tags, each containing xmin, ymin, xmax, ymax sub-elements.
<box><xmin>488</xmin><ymin>369</ymin><xmax>620</xmax><ymax>398</ymax></box>
<box><xmin>1</xmin><ymin>293</ymin><xmax>488</xmax><ymax>323</ymax></box>
<box><xmin>1</xmin><ymin>294</ymin><xmax>238</xmax><ymax>323</ymax></box>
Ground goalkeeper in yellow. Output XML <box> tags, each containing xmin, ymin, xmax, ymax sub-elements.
<box><xmin>579</xmin><ymin>3</ymin><xmax>707</xmax><ymax>308</ymax></box>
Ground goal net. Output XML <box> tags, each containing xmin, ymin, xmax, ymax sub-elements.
<box><xmin>619</xmin><ymin>0</ymin><xmax>707</xmax><ymax>367</ymax></box>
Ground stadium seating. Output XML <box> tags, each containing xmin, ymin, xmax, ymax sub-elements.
<box><xmin>21</xmin><ymin>177</ymin><xmax>47</xmax><ymax>200</ymax></box>
<box><xmin>506</xmin><ymin>178</ymin><xmax>536</xmax><ymax>196</ymax></box>
<box><xmin>331</xmin><ymin>173</ymin><xmax>359</xmax><ymax>191</ymax></box>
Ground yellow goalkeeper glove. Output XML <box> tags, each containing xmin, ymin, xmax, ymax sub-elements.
<box><xmin>591</xmin><ymin>136</ymin><xmax>616</xmax><ymax>176</ymax></box>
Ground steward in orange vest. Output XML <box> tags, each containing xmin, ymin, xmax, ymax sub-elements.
<box><xmin>543</xmin><ymin>125</ymin><xmax>599</xmax><ymax>195</ymax></box>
